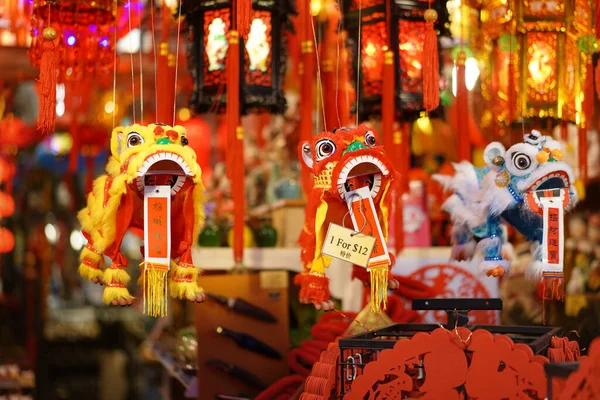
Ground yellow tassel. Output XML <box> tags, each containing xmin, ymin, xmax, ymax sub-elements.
<box><xmin>141</xmin><ymin>262</ymin><xmax>169</xmax><ymax>317</ymax></box>
<box><xmin>369</xmin><ymin>262</ymin><xmax>389</xmax><ymax>313</ymax></box>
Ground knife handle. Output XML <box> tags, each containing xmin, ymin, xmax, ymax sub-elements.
<box><xmin>217</xmin><ymin>326</ymin><xmax>243</xmax><ymax>343</ymax></box>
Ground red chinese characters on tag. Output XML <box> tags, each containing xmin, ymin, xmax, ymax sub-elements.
<box><xmin>144</xmin><ymin>186</ymin><xmax>171</xmax><ymax>264</ymax></box>
<box><xmin>540</xmin><ymin>197</ymin><xmax>563</xmax><ymax>273</ymax></box>
<box><xmin>546</xmin><ymin>207</ymin><xmax>560</xmax><ymax>265</ymax></box>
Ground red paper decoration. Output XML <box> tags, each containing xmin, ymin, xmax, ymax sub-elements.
<box><xmin>346</xmin><ymin>327</ymin><xmax>548</xmax><ymax>399</ymax></box>
<box><xmin>555</xmin><ymin>337</ymin><xmax>600</xmax><ymax>399</ymax></box>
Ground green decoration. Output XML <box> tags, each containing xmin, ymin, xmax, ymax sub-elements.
<box><xmin>577</xmin><ymin>34</ymin><xmax>599</xmax><ymax>54</ymax></box>
<box><xmin>440</xmin><ymin>89</ymin><xmax>453</xmax><ymax>107</ymax></box>
<box><xmin>198</xmin><ymin>223</ymin><xmax>221</xmax><ymax>247</ymax></box>
<box><xmin>451</xmin><ymin>46</ymin><xmax>474</xmax><ymax>61</ymax></box>
<box><xmin>255</xmin><ymin>223</ymin><xmax>278</xmax><ymax>247</ymax></box>
<box><xmin>498</xmin><ymin>33</ymin><xmax>518</xmax><ymax>53</ymax></box>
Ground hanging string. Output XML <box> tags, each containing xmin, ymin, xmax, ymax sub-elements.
<box><xmin>172</xmin><ymin>0</ymin><xmax>183</xmax><ymax>126</ymax></box>
<box><xmin>150</xmin><ymin>0</ymin><xmax>158</xmax><ymax>122</ymax></box>
<box><xmin>128</xmin><ymin>0</ymin><xmax>136</xmax><ymax>123</ymax></box>
<box><xmin>311</xmin><ymin>11</ymin><xmax>327</xmax><ymax>132</ymax></box>
<box><xmin>334</xmin><ymin>0</ymin><xmax>342</xmax><ymax>128</ymax></box>
<box><xmin>139</xmin><ymin>0</ymin><xmax>144</xmax><ymax>124</ymax></box>
<box><xmin>112</xmin><ymin>0</ymin><xmax>118</xmax><ymax>130</ymax></box>
<box><xmin>356</xmin><ymin>0</ymin><xmax>362</xmax><ymax>127</ymax></box>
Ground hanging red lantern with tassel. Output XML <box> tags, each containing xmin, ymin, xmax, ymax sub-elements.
<box><xmin>182</xmin><ymin>0</ymin><xmax>296</xmax><ymax>115</ymax></box>
<box><xmin>342</xmin><ymin>0</ymin><xmax>447</xmax><ymax>122</ymax></box>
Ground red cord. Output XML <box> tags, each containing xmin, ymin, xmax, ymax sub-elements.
<box><xmin>548</xmin><ymin>336</ymin><xmax>581</xmax><ymax>362</ymax></box>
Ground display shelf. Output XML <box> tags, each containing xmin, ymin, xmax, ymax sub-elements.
<box><xmin>192</xmin><ymin>247</ymin><xmax>303</xmax><ymax>271</ymax></box>
<box><xmin>192</xmin><ymin>246</ymin><xmax>453</xmax><ymax>272</ymax></box>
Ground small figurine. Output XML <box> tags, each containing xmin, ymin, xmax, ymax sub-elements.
<box><xmin>294</xmin><ymin>125</ymin><xmax>399</xmax><ymax>312</ymax></box>
<box><xmin>434</xmin><ymin>130</ymin><xmax>577</xmax><ymax>299</ymax></box>
<box><xmin>78</xmin><ymin>124</ymin><xmax>206</xmax><ymax>316</ymax></box>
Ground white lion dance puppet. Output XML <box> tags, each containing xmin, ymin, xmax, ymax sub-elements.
<box><xmin>434</xmin><ymin>130</ymin><xmax>578</xmax><ymax>304</ymax></box>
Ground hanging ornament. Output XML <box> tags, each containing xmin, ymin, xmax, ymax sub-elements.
<box><xmin>29</xmin><ymin>0</ymin><xmax>123</xmax><ymax>133</ymax></box>
<box><xmin>294</xmin><ymin>125</ymin><xmax>399</xmax><ymax>313</ymax></box>
<box><xmin>423</xmin><ymin>7</ymin><xmax>440</xmax><ymax>112</ymax></box>
<box><xmin>434</xmin><ymin>131</ymin><xmax>577</xmax><ymax>322</ymax></box>
<box><xmin>77</xmin><ymin>124</ymin><xmax>206</xmax><ymax>317</ymax></box>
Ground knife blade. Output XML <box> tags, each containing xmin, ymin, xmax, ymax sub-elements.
<box><xmin>215</xmin><ymin>326</ymin><xmax>282</xmax><ymax>359</ymax></box>
<box><xmin>205</xmin><ymin>292</ymin><xmax>278</xmax><ymax>323</ymax></box>
<box><xmin>206</xmin><ymin>359</ymin><xmax>268</xmax><ymax>391</ymax></box>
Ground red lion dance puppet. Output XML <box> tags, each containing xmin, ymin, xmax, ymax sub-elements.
<box><xmin>294</xmin><ymin>125</ymin><xmax>399</xmax><ymax>312</ymax></box>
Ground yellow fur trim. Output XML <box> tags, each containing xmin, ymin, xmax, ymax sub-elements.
<box><xmin>169</xmin><ymin>262</ymin><xmax>204</xmax><ymax>299</ymax></box>
<box><xmin>309</xmin><ymin>198</ymin><xmax>331</xmax><ymax>275</ymax></box>
<box><xmin>192</xmin><ymin>181</ymin><xmax>206</xmax><ymax>241</ymax></box>
<box><xmin>102</xmin><ymin>287</ymin><xmax>134</xmax><ymax>305</ymax></box>
<box><xmin>103</xmin><ymin>267</ymin><xmax>132</xmax><ymax>285</ymax></box>
<box><xmin>78</xmin><ymin>264</ymin><xmax>104</xmax><ymax>281</ymax></box>
<box><xmin>171</xmin><ymin>262</ymin><xmax>201</xmax><ymax>280</ymax></box>
<box><xmin>79</xmin><ymin>246</ymin><xmax>104</xmax><ymax>265</ymax></box>
<box><xmin>379</xmin><ymin>181</ymin><xmax>392</xmax><ymax>242</ymax></box>
<box><xmin>78</xmin><ymin>247</ymin><xmax>105</xmax><ymax>281</ymax></box>
<box><xmin>169</xmin><ymin>281</ymin><xmax>204</xmax><ymax>300</ymax></box>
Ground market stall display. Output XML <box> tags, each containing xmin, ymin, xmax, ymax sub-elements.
<box><xmin>0</xmin><ymin>0</ymin><xmax>598</xmax><ymax>398</ymax></box>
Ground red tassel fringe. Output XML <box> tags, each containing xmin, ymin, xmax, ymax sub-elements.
<box><xmin>541</xmin><ymin>277</ymin><xmax>564</xmax><ymax>325</ymax></box>
<box><xmin>596</xmin><ymin>62</ymin><xmax>600</xmax><ymax>102</ymax></box>
<box><xmin>301</xmin><ymin>274</ymin><xmax>330</xmax><ymax>303</ymax></box>
<box><xmin>226</xmin><ymin>33</ymin><xmax>244</xmax><ymax>264</ymax></box>
<box><xmin>237</xmin><ymin>0</ymin><xmax>252</xmax><ymax>38</ymax></box>
<box><xmin>37</xmin><ymin>40</ymin><xmax>56</xmax><ymax>134</ymax></box>
<box><xmin>455</xmin><ymin>61</ymin><xmax>470</xmax><ymax>161</ymax></box>
<box><xmin>422</xmin><ymin>21</ymin><xmax>439</xmax><ymax>112</ymax></box>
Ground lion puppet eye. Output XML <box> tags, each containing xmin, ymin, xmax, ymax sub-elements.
<box><xmin>126</xmin><ymin>132</ymin><xmax>144</xmax><ymax>148</ymax></box>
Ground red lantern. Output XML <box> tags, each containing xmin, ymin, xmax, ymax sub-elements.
<box><xmin>0</xmin><ymin>228</ymin><xmax>15</xmax><ymax>253</ymax></box>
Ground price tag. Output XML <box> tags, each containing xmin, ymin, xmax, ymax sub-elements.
<box><xmin>322</xmin><ymin>223</ymin><xmax>376</xmax><ymax>267</ymax></box>
<box><xmin>540</xmin><ymin>196</ymin><xmax>563</xmax><ymax>273</ymax></box>
<box><xmin>144</xmin><ymin>185</ymin><xmax>171</xmax><ymax>264</ymax></box>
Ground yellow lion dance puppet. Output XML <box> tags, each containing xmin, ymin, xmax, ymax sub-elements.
<box><xmin>77</xmin><ymin>123</ymin><xmax>205</xmax><ymax>317</ymax></box>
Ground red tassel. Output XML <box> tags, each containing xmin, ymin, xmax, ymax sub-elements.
<box><xmin>337</xmin><ymin>31</ymin><xmax>351</xmax><ymax>127</ymax></box>
<box><xmin>156</xmin><ymin>43</ymin><xmax>171</xmax><ymax>123</ymax></box>
<box><xmin>560</xmin><ymin>120</ymin><xmax>568</xmax><ymax>141</ymax></box>
<box><xmin>226</xmin><ymin>31</ymin><xmax>244</xmax><ymax>264</ymax></box>
<box><xmin>507</xmin><ymin>54</ymin><xmax>516</xmax><ymax>123</ymax></box>
<box><xmin>541</xmin><ymin>276</ymin><xmax>564</xmax><ymax>325</ymax></box>
<box><xmin>37</xmin><ymin>27</ymin><xmax>57</xmax><ymax>135</ymax></box>
<box><xmin>596</xmin><ymin>62</ymin><xmax>600</xmax><ymax>102</ymax></box>
<box><xmin>422</xmin><ymin>9</ymin><xmax>439</xmax><ymax>113</ymax></box>
<box><xmin>300</xmin><ymin>38</ymin><xmax>315</xmax><ymax>194</ymax></box>
<box><xmin>322</xmin><ymin>15</ymin><xmax>338</xmax><ymax>129</ymax></box>
<box><xmin>237</xmin><ymin>0</ymin><xmax>252</xmax><ymax>39</ymax></box>
<box><xmin>578</xmin><ymin>126</ymin><xmax>588</xmax><ymax>184</ymax></box>
<box><xmin>455</xmin><ymin>52</ymin><xmax>470</xmax><ymax>161</ymax></box>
